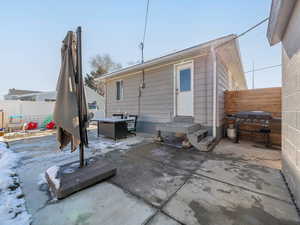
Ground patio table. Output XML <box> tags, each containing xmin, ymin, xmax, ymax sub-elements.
<box><xmin>91</xmin><ymin>117</ymin><xmax>134</xmax><ymax>140</ymax></box>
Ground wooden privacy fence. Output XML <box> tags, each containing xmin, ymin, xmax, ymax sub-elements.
<box><xmin>224</xmin><ymin>87</ymin><xmax>282</xmax><ymax>146</ymax></box>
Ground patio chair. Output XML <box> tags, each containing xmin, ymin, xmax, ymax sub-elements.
<box><xmin>112</xmin><ymin>113</ymin><xmax>124</xmax><ymax>119</ymax></box>
<box><xmin>127</xmin><ymin>115</ymin><xmax>138</xmax><ymax>135</ymax></box>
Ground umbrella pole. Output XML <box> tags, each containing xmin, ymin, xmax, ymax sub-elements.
<box><xmin>76</xmin><ymin>26</ymin><xmax>85</xmax><ymax>168</ymax></box>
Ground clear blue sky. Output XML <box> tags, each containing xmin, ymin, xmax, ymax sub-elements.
<box><xmin>0</xmin><ymin>0</ymin><xmax>281</xmax><ymax>98</ymax></box>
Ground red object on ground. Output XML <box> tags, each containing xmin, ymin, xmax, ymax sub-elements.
<box><xmin>46</xmin><ymin>121</ymin><xmax>56</xmax><ymax>129</ymax></box>
<box><xmin>27</xmin><ymin>122</ymin><xmax>38</xmax><ymax>130</ymax></box>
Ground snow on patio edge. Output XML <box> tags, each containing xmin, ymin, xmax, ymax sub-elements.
<box><xmin>88</xmin><ymin>135</ymin><xmax>145</xmax><ymax>153</ymax></box>
<box><xmin>37</xmin><ymin>135</ymin><xmax>146</xmax><ymax>188</ymax></box>
<box><xmin>0</xmin><ymin>142</ymin><xmax>31</xmax><ymax>225</ymax></box>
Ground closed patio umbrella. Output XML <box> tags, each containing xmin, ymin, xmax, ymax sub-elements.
<box><xmin>46</xmin><ymin>27</ymin><xmax>116</xmax><ymax>200</ymax></box>
<box><xmin>45</xmin><ymin>27</ymin><xmax>117</xmax><ymax>199</ymax></box>
<box><xmin>53</xmin><ymin>27</ymin><xmax>88</xmax><ymax>167</ymax></box>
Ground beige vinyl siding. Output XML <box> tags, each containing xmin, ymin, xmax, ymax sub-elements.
<box><xmin>194</xmin><ymin>55</ymin><xmax>212</xmax><ymax>126</ymax></box>
<box><xmin>194</xmin><ymin>52</ymin><xmax>229</xmax><ymax>128</ymax></box>
<box><xmin>105</xmin><ymin>53</ymin><xmax>229</xmax><ymax>128</ymax></box>
<box><xmin>216</xmin><ymin>55</ymin><xmax>229</xmax><ymax>127</ymax></box>
<box><xmin>139</xmin><ymin>65</ymin><xmax>174</xmax><ymax>122</ymax></box>
<box><xmin>106</xmin><ymin>73</ymin><xmax>140</xmax><ymax>116</ymax></box>
<box><xmin>106</xmin><ymin>64</ymin><xmax>174</xmax><ymax>123</ymax></box>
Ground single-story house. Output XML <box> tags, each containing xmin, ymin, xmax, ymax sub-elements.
<box><xmin>267</xmin><ymin>0</ymin><xmax>300</xmax><ymax>207</ymax></box>
<box><xmin>97</xmin><ymin>34</ymin><xmax>247</xmax><ymax>139</ymax></box>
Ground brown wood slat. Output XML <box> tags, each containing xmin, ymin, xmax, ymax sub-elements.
<box><xmin>225</xmin><ymin>87</ymin><xmax>282</xmax><ymax>146</ymax></box>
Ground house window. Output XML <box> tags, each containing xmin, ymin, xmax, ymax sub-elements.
<box><xmin>88</xmin><ymin>101</ymin><xmax>97</xmax><ymax>109</ymax></box>
<box><xmin>179</xmin><ymin>68</ymin><xmax>191</xmax><ymax>92</ymax></box>
<box><xmin>116</xmin><ymin>80</ymin><xmax>123</xmax><ymax>100</ymax></box>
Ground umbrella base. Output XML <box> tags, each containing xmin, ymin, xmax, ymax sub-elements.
<box><xmin>45</xmin><ymin>157</ymin><xmax>117</xmax><ymax>199</ymax></box>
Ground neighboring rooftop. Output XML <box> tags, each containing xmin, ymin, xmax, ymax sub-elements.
<box><xmin>7</xmin><ymin>88</ymin><xmax>42</xmax><ymax>96</ymax></box>
<box><xmin>3</xmin><ymin>88</ymin><xmax>54</xmax><ymax>101</ymax></box>
<box><xmin>3</xmin><ymin>86</ymin><xmax>103</xmax><ymax>102</ymax></box>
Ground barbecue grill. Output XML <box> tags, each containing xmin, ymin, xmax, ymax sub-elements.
<box><xmin>226</xmin><ymin>111</ymin><xmax>273</xmax><ymax>147</ymax></box>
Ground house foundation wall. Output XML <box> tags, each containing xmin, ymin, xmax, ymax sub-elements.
<box><xmin>136</xmin><ymin>120</ymin><xmax>224</xmax><ymax>140</ymax></box>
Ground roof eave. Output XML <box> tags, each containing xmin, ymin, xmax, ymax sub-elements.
<box><xmin>231</xmin><ymin>39</ymin><xmax>247</xmax><ymax>89</ymax></box>
<box><xmin>238</xmin><ymin>53</ymin><xmax>247</xmax><ymax>89</ymax></box>
<box><xmin>267</xmin><ymin>0</ymin><xmax>296</xmax><ymax>46</ymax></box>
<box><xmin>98</xmin><ymin>34</ymin><xmax>236</xmax><ymax>81</ymax></box>
<box><xmin>216</xmin><ymin>37</ymin><xmax>247</xmax><ymax>90</ymax></box>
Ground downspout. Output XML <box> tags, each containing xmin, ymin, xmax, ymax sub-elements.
<box><xmin>211</xmin><ymin>46</ymin><xmax>217</xmax><ymax>139</ymax></box>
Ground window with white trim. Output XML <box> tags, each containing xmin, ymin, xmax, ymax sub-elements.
<box><xmin>116</xmin><ymin>80</ymin><xmax>123</xmax><ymax>100</ymax></box>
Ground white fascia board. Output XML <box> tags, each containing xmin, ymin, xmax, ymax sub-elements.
<box><xmin>267</xmin><ymin>0</ymin><xmax>296</xmax><ymax>46</ymax></box>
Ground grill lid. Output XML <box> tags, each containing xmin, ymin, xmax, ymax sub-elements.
<box><xmin>233</xmin><ymin>111</ymin><xmax>273</xmax><ymax>120</ymax></box>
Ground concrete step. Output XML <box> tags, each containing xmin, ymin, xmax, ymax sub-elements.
<box><xmin>198</xmin><ymin>136</ymin><xmax>216</xmax><ymax>152</ymax></box>
<box><xmin>156</xmin><ymin>122</ymin><xmax>201</xmax><ymax>134</ymax></box>
<box><xmin>187</xmin><ymin>131</ymin><xmax>216</xmax><ymax>152</ymax></box>
<box><xmin>173</xmin><ymin>116</ymin><xmax>194</xmax><ymax>123</ymax></box>
<box><xmin>187</xmin><ymin>129</ymin><xmax>208</xmax><ymax>145</ymax></box>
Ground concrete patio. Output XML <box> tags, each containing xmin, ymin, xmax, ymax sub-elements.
<box><xmin>9</xmin><ymin>130</ymin><xmax>300</xmax><ymax>225</ymax></box>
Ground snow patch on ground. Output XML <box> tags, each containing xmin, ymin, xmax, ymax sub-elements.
<box><xmin>88</xmin><ymin>136</ymin><xmax>144</xmax><ymax>153</ymax></box>
<box><xmin>35</xmin><ymin>136</ymin><xmax>144</xmax><ymax>188</ymax></box>
<box><xmin>38</xmin><ymin>172</ymin><xmax>47</xmax><ymax>185</ymax></box>
<box><xmin>0</xmin><ymin>142</ymin><xmax>31</xmax><ymax>225</ymax></box>
<box><xmin>46</xmin><ymin>166</ymin><xmax>60</xmax><ymax>190</ymax></box>
<box><xmin>22</xmin><ymin>136</ymin><xmax>144</xmax><ymax>166</ymax></box>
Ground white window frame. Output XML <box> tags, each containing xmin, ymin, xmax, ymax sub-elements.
<box><xmin>116</xmin><ymin>80</ymin><xmax>124</xmax><ymax>101</ymax></box>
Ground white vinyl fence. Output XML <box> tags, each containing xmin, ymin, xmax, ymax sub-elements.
<box><xmin>0</xmin><ymin>100</ymin><xmax>55</xmax><ymax>129</ymax></box>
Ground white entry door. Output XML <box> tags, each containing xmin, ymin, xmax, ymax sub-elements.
<box><xmin>175</xmin><ymin>62</ymin><xmax>193</xmax><ymax>116</ymax></box>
